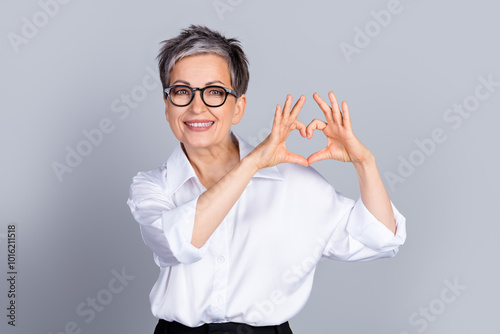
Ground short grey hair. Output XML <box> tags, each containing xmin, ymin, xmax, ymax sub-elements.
<box><xmin>157</xmin><ymin>25</ymin><xmax>249</xmax><ymax>97</ymax></box>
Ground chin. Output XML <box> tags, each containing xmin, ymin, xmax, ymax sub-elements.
<box><xmin>179</xmin><ymin>135</ymin><xmax>217</xmax><ymax>149</ymax></box>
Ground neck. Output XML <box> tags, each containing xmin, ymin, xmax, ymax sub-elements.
<box><xmin>182</xmin><ymin>133</ymin><xmax>240</xmax><ymax>188</ymax></box>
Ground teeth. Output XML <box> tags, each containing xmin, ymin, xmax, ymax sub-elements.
<box><xmin>185</xmin><ymin>121</ymin><xmax>214</xmax><ymax>128</ymax></box>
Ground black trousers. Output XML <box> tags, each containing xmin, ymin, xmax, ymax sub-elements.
<box><xmin>154</xmin><ymin>319</ymin><xmax>294</xmax><ymax>334</ymax></box>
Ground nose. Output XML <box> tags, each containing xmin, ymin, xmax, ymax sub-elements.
<box><xmin>189</xmin><ymin>90</ymin><xmax>207</xmax><ymax>114</ymax></box>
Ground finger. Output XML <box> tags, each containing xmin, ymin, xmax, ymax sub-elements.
<box><xmin>293</xmin><ymin>120</ymin><xmax>307</xmax><ymax>137</ymax></box>
<box><xmin>306</xmin><ymin>119</ymin><xmax>327</xmax><ymax>139</ymax></box>
<box><xmin>341</xmin><ymin>100</ymin><xmax>352</xmax><ymax>131</ymax></box>
<box><xmin>313</xmin><ymin>92</ymin><xmax>335</xmax><ymax>124</ymax></box>
<box><xmin>282</xmin><ymin>94</ymin><xmax>293</xmax><ymax>119</ymax></box>
<box><xmin>274</xmin><ymin>104</ymin><xmax>282</xmax><ymax>123</ymax></box>
<box><xmin>328</xmin><ymin>91</ymin><xmax>343</xmax><ymax>126</ymax></box>
<box><xmin>270</xmin><ymin>104</ymin><xmax>282</xmax><ymax>137</ymax></box>
<box><xmin>290</xmin><ymin>95</ymin><xmax>306</xmax><ymax>119</ymax></box>
<box><xmin>285</xmin><ymin>152</ymin><xmax>309</xmax><ymax>167</ymax></box>
<box><xmin>307</xmin><ymin>147</ymin><xmax>332</xmax><ymax>165</ymax></box>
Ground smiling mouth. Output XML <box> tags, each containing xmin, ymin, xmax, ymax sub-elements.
<box><xmin>184</xmin><ymin>121</ymin><xmax>214</xmax><ymax>128</ymax></box>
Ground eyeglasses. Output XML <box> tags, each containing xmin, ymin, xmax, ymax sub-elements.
<box><xmin>164</xmin><ymin>85</ymin><xmax>238</xmax><ymax>107</ymax></box>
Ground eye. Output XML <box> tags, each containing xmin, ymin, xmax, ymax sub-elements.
<box><xmin>207</xmin><ymin>88</ymin><xmax>224</xmax><ymax>96</ymax></box>
<box><xmin>174</xmin><ymin>88</ymin><xmax>190</xmax><ymax>95</ymax></box>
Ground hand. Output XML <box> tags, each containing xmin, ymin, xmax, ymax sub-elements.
<box><xmin>251</xmin><ymin>94</ymin><xmax>308</xmax><ymax>169</ymax></box>
<box><xmin>306</xmin><ymin>91</ymin><xmax>373</xmax><ymax>165</ymax></box>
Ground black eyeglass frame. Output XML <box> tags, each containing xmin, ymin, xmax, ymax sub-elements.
<box><xmin>164</xmin><ymin>85</ymin><xmax>238</xmax><ymax>107</ymax></box>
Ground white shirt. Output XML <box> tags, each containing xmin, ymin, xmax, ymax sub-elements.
<box><xmin>126</xmin><ymin>132</ymin><xmax>407</xmax><ymax>327</ymax></box>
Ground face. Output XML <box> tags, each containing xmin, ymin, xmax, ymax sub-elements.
<box><xmin>164</xmin><ymin>54</ymin><xmax>246</xmax><ymax>151</ymax></box>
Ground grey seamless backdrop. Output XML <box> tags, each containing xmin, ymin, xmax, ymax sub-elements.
<box><xmin>1</xmin><ymin>0</ymin><xmax>499</xmax><ymax>333</ymax></box>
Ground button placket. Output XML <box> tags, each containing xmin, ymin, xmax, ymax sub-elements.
<box><xmin>210</xmin><ymin>217</ymin><xmax>230</xmax><ymax>321</ymax></box>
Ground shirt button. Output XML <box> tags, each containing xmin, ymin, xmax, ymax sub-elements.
<box><xmin>217</xmin><ymin>256</ymin><xmax>225</xmax><ymax>263</ymax></box>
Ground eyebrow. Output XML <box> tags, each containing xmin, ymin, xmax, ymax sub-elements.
<box><xmin>171</xmin><ymin>80</ymin><xmax>227</xmax><ymax>86</ymax></box>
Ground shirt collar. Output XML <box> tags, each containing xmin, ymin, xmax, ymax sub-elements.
<box><xmin>164</xmin><ymin>132</ymin><xmax>283</xmax><ymax>196</ymax></box>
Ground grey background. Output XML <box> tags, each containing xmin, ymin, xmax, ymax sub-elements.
<box><xmin>1</xmin><ymin>0</ymin><xmax>499</xmax><ymax>333</ymax></box>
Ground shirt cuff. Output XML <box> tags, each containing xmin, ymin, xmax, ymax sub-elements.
<box><xmin>346</xmin><ymin>198</ymin><xmax>407</xmax><ymax>253</ymax></box>
<box><xmin>161</xmin><ymin>197</ymin><xmax>211</xmax><ymax>264</ymax></box>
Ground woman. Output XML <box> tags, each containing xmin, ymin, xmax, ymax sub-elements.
<box><xmin>127</xmin><ymin>25</ymin><xmax>406</xmax><ymax>334</ymax></box>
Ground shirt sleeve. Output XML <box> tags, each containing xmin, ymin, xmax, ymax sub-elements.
<box><xmin>126</xmin><ymin>170</ymin><xmax>211</xmax><ymax>267</ymax></box>
<box><xmin>322</xmin><ymin>194</ymin><xmax>406</xmax><ymax>262</ymax></box>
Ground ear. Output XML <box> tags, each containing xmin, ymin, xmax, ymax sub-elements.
<box><xmin>163</xmin><ymin>95</ymin><xmax>170</xmax><ymax>123</ymax></box>
<box><xmin>231</xmin><ymin>94</ymin><xmax>247</xmax><ymax>125</ymax></box>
